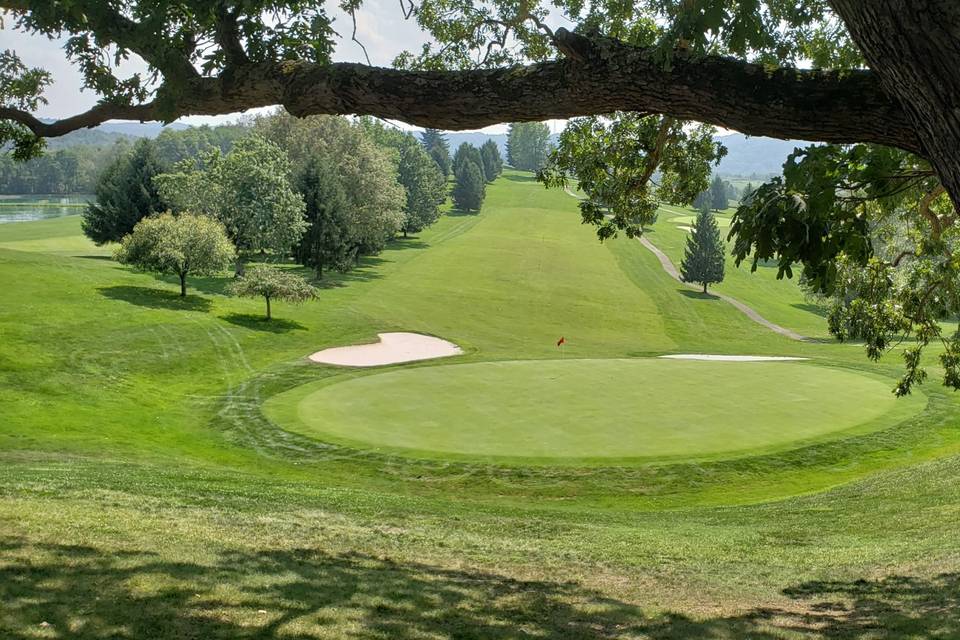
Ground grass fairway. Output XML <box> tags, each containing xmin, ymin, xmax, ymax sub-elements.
<box><xmin>267</xmin><ymin>359</ymin><xmax>924</xmax><ymax>463</ymax></box>
<box><xmin>3</xmin><ymin>171</ymin><xmax>960</xmax><ymax>638</ymax></box>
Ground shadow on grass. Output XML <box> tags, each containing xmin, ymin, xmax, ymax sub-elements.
<box><xmin>1</xmin><ymin>538</ymin><xmax>957</xmax><ymax>639</ymax></box>
<box><xmin>98</xmin><ymin>285</ymin><xmax>212</xmax><ymax>312</ymax></box>
<box><xmin>220</xmin><ymin>313</ymin><xmax>306</xmax><ymax>333</ymax></box>
<box><xmin>502</xmin><ymin>172</ymin><xmax>537</xmax><ymax>183</ymax></box>
<box><xmin>76</xmin><ymin>255</ymin><xmax>113</xmax><ymax>261</ymax></box>
<box><xmin>447</xmin><ymin>207</ymin><xmax>480</xmax><ymax>217</ymax></box>
<box><xmin>678</xmin><ymin>289</ymin><xmax>721</xmax><ymax>301</ymax></box>
<box><xmin>792</xmin><ymin>302</ymin><xmax>829</xmax><ymax>318</ymax></box>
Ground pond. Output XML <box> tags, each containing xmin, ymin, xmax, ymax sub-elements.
<box><xmin>0</xmin><ymin>194</ymin><xmax>91</xmax><ymax>224</ymax></box>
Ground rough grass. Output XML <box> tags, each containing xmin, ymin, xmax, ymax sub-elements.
<box><xmin>2</xmin><ymin>170</ymin><xmax>959</xmax><ymax>638</ymax></box>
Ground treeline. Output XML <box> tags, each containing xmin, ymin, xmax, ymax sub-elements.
<box><xmin>0</xmin><ymin>125</ymin><xmax>248</xmax><ymax>195</ymax></box>
<box><xmin>82</xmin><ymin>111</ymin><xmax>505</xmax><ymax>280</ymax></box>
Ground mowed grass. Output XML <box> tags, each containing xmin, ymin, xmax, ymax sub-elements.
<box><xmin>2</xmin><ymin>170</ymin><xmax>960</xmax><ymax>638</ymax></box>
<box><xmin>266</xmin><ymin>358</ymin><xmax>924</xmax><ymax>464</ymax></box>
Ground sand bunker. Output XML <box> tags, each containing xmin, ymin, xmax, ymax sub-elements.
<box><xmin>308</xmin><ymin>332</ymin><xmax>463</xmax><ymax>367</ymax></box>
<box><xmin>659</xmin><ymin>354</ymin><xmax>807</xmax><ymax>362</ymax></box>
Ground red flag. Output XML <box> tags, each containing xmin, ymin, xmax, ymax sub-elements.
<box><xmin>557</xmin><ymin>336</ymin><xmax>566</xmax><ymax>347</ymax></box>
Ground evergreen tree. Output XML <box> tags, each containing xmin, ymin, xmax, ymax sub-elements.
<box><xmin>506</xmin><ymin>122</ymin><xmax>550</xmax><ymax>171</ymax></box>
<box><xmin>709</xmin><ymin>174</ymin><xmax>728</xmax><ymax>211</ymax></box>
<box><xmin>479</xmin><ymin>139</ymin><xmax>503</xmax><ymax>182</ymax></box>
<box><xmin>420</xmin><ymin>128</ymin><xmax>451</xmax><ymax>177</ymax></box>
<box><xmin>740</xmin><ymin>182</ymin><xmax>755</xmax><ymax>203</ymax></box>
<box><xmin>296</xmin><ymin>156</ymin><xmax>352</xmax><ymax>279</ymax></box>
<box><xmin>692</xmin><ymin>189</ymin><xmax>710</xmax><ymax>210</ymax></box>
<box><xmin>452</xmin><ymin>160</ymin><xmax>485</xmax><ymax>212</ymax></box>
<box><xmin>680</xmin><ymin>208</ymin><xmax>725</xmax><ymax>294</ymax></box>
<box><xmin>452</xmin><ymin>142</ymin><xmax>483</xmax><ymax>178</ymax></box>
<box><xmin>81</xmin><ymin>139</ymin><xmax>164</xmax><ymax>245</ymax></box>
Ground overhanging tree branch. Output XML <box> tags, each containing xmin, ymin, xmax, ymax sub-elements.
<box><xmin>1</xmin><ymin>28</ymin><xmax>922</xmax><ymax>155</ymax></box>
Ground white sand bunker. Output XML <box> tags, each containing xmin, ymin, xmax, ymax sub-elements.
<box><xmin>659</xmin><ymin>354</ymin><xmax>808</xmax><ymax>362</ymax></box>
<box><xmin>308</xmin><ymin>332</ymin><xmax>463</xmax><ymax>367</ymax></box>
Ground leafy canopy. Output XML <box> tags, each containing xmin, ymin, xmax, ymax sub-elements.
<box><xmin>114</xmin><ymin>212</ymin><xmax>235</xmax><ymax>295</ymax></box>
<box><xmin>538</xmin><ymin>113</ymin><xmax>724</xmax><ymax>240</ymax></box>
<box><xmin>229</xmin><ymin>265</ymin><xmax>317</xmax><ymax>320</ymax></box>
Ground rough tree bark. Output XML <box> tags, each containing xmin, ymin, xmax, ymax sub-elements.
<box><xmin>829</xmin><ymin>0</ymin><xmax>960</xmax><ymax>211</ymax></box>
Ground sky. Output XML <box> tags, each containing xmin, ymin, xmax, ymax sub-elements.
<box><xmin>0</xmin><ymin>4</ymin><xmax>570</xmax><ymax>135</ymax></box>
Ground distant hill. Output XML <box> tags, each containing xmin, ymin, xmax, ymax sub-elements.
<box><xmin>39</xmin><ymin>120</ymin><xmax>192</xmax><ymax>150</ymax></box>
<box><xmin>437</xmin><ymin>130</ymin><xmax>811</xmax><ymax>179</ymax></box>
<box><xmin>714</xmin><ymin>133</ymin><xmax>815</xmax><ymax>178</ymax></box>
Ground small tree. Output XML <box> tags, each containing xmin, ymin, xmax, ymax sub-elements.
<box><xmin>114</xmin><ymin>212</ymin><xmax>235</xmax><ymax>296</ymax></box>
<box><xmin>740</xmin><ymin>182</ymin><xmax>755</xmax><ymax>203</ymax></box>
<box><xmin>82</xmin><ymin>139</ymin><xmax>165</xmax><ymax>245</ymax></box>
<box><xmin>452</xmin><ymin>142</ymin><xmax>483</xmax><ymax>178</ymax></box>
<box><xmin>479</xmin><ymin>139</ymin><xmax>503</xmax><ymax>182</ymax></box>
<box><xmin>452</xmin><ymin>160</ymin><xmax>485</xmax><ymax>212</ymax></box>
<box><xmin>709</xmin><ymin>174</ymin><xmax>728</xmax><ymax>211</ymax></box>
<box><xmin>680</xmin><ymin>208</ymin><xmax>725</xmax><ymax>294</ymax></box>
<box><xmin>228</xmin><ymin>265</ymin><xmax>317</xmax><ymax>320</ymax></box>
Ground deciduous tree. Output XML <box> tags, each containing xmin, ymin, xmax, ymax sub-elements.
<box><xmin>539</xmin><ymin>114</ymin><xmax>724</xmax><ymax>239</ymax></box>
<box><xmin>114</xmin><ymin>212</ymin><xmax>235</xmax><ymax>297</ymax></box>
<box><xmin>506</xmin><ymin>123</ymin><xmax>550</xmax><ymax>172</ymax></box>
<box><xmin>155</xmin><ymin>135</ymin><xmax>307</xmax><ymax>273</ymax></box>
<box><xmin>229</xmin><ymin>265</ymin><xmax>317</xmax><ymax>320</ymax></box>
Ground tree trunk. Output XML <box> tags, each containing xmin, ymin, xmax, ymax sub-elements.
<box><xmin>315</xmin><ymin>263</ymin><xmax>323</xmax><ymax>280</ymax></box>
<box><xmin>179</xmin><ymin>273</ymin><xmax>187</xmax><ymax>297</ymax></box>
<box><xmin>702</xmin><ymin>282</ymin><xmax>708</xmax><ymax>295</ymax></box>
<box><xmin>831</xmin><ymin>0</ymin><xmax>960</xmax><ymax>210</ymax></box>
<box><xmin>235</xmin><ymin>256</ymin><xmax>245</xmax><ymax>277</ymax></box>
<box><xmin>265</xmin><ymin>296</ymin><xmax>271</xmax><ymax>320</ymax></box>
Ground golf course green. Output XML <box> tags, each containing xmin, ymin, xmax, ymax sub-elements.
<box><xmin>266</xmin><ymin>358</ymin><xmax>925</xmax><ymax>462</ymax></box>
<box><xmin>4</xmin><ymin>170</ymin><xmax>960</xmax><ymax>637</ymax></box>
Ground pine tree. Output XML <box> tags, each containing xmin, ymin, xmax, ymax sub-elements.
<box><xmin>479</xmin><ymin>139</ymin><xmax>503</xmax><ymax>182</ymax></box>
<box><xmin>452</xmin><ymin>142</ymin><xmax>483</xmax><ymax>178</ymax></box>
<box><xmin>81</xmin><ymin>139</ymin><xmax>164</xmax><ymax>245</ymax></box>
<box><xmin>296</xmin><ymin>156</ymin><xmax>352</xmax><ymax>279</ymax></box>
<box><xmin>452</xmin><ymin>160</ymin><xmax>485</xmax><ymax>212</ymax></box>
<box><xmin>709</xmin><ymin>174</ymin><xmax>728</xmax><ymax>211</ymax></box>
<box><xmin>680</xmin><ymin>207</ymin><xmax>725</xmax><ymax>294</ymax></box>
<box><xmin>420</xmin><ymin>128</ymin><xmax>451</xmax><ymax>177</ymax></box>
<box><xmin>740</xmin><ymin>182</ymin><xmax>755</xmax><ymax>203</ymax></box>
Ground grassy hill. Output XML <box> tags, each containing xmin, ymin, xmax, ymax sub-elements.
<box><xmin>2</xmin><ymin>171</ymin><xmax>959</xmax><ymax>638</ymax></box>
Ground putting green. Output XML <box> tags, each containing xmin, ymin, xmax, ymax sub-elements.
<box><xmin>265</xmin><ymin>359</ymin><xmax>925</xmax><ymax>464</ymax></box>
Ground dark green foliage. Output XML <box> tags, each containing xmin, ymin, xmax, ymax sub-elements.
<box><xmin>709</xmin><ymin>175</ymin><xmax>728</xmax><ymax>211</ymax></box>
<box><xmin>453</xmin><ymin>143</ymin><xmax>483</xmax><ymax>179</ymax></box>
<box><xmin>0</xmin><ymin>142</ymin><xmax>126</xmax><ymax>194</ymax></box>
<box><xmin>420</xmin><ymin>128</ymin><xmax>451</xmax><ymax>177</ymax></box>
<box><xmin>740</xmin><ymin>182</ymin><xmax>755</xmax><ymax>203</ymax></box>
<box><xmin>506</xmin><ymin>122</ymin><xmax>550</xmax><ymax>172</ymax></box>
<box><xmin>81</xmin><ymin>139</ymin><xmax>164</xmax><ymax>245</ymax></box>
<box><xmin>479</xmin><ymin>139</ymin><xmax>503</xmax><ymax>182</ymax></box>
<box><xmin>538</xmin><ymin>114</ymin><xmax>724</xmax><ymax>240</ymax></box>
<box><xmin>680</xmin><ymin>208</ymin><xmax>725</xmax><ymax>293</ymax></box>
<box><xmin>296</xmin><ymin>157</ymin><xmax>353</xmax><ymax>279</ymax></box>
<box><xmin>452</xmin><ymin>160</ymin><xmax>485</xmax><ymax>212</ymax></box>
